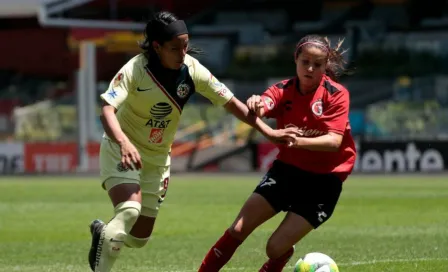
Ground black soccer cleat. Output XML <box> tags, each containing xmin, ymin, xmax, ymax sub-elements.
<box><xmin>88</xmin><ymin>219</ymin><xmax>105</xmax><ymax>271</ymax></box>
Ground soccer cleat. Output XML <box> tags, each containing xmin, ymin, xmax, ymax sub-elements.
<box><xmin>88</xmin><ymin>219</ymin><xmax>105</xmax><ymax>271</ymax></box>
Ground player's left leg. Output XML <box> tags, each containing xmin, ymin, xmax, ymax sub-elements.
<box><xmin>124</xmin><ymin>164</ymin><xmax>171</xmax><ymax>249</ymax></box>
<box><xmin>259</xmin><ymin>213</ymin><xmax>313</xmax><ymax>272</ymax></box>
<box><xmin>258</xmin><ymin>172</ymin><xmax>343</xmax><ymax>272</ymax></box>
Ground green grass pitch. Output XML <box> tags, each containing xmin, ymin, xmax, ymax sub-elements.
<box><xmin>0</xmin><ymin>174</ymin><xmax>447</xmax><ymax>271</ymax></box>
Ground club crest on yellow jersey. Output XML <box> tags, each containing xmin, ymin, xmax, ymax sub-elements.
<box><xmin>177</xmin><ymin>83</ymin><xmax>190</xmax><ymax>99</ymax></box>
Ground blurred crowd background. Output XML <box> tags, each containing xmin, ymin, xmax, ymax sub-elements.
<box><xmin>1</xmin><ymin>0</ymin><xmax>447</xmax><ymax>174</ymax></box>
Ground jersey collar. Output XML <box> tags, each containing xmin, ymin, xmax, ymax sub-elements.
<box><xmin>295</xmin><ymin>75</ymin><xmax>328</xmax><ymax>96</ymax></box>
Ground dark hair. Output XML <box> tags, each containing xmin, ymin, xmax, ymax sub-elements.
<box><xmin>294</xmin><ymin>34</ymin><xmax>349</xmax><ymax>82</ymax></box>
<box><xmin>139</xmin><ymin>11</ymin><xmax>202</xmax><ymax>59</ymax></box>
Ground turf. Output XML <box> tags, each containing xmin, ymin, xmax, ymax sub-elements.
<box><xmin>0</xmin><ymin>175</ymin><xmax>446</xmax><ymax>271</ymax></box>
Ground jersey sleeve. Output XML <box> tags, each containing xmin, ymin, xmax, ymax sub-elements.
<box><xmin>100</xmin><ymin>60</ymin><xmax>140</xmax><ymax>109</ymax></box>
<box><xmin>192</xmin><ymin>60</ymin><xmax>234</xmax><ymax>106</ymax></box>
<box><xmin>261</xmin><ymin>84</ymin><xmax>283</xmax><ymax>118</ymax></box>
<box><xmin>321</xmin><ymin>90</ymin><xmax>350</xmax><ymax>135</ymax></box>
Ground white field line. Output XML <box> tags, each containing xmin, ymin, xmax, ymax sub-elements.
<box><xmin>163</xmin><ymin>257</ymin><xmax>448</xmax><ymax>272</ymax></box>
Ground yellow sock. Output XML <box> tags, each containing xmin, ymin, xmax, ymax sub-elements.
<box><xmin>94</xmin><ymin>201</ymin><xmax>141</xmax><ymax>272</ymax></box>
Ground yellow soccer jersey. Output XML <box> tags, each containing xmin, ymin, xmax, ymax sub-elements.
<box><xmin>100</xmin><ymin>53</ymin><xmax>234</xmax><ymax>166</ymax></box>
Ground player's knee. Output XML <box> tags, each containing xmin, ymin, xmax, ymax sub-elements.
<box><xmin>124</xmin><ymin>234</ymin><xmax>150</xmax><ymax>249</ymax></box>
<box><xmin>265</xmin><ymin>239</ymin><xmax>283</xmax><ymax>260</ymax></box>
<box><xmin>122</xmin><ymin>207</ymin><xmax>140</xmax><ymax>225</ymax></box>
<box><xmin>115</xmin><ymin>201</ymin><xmax>141</xmax><ymax>226</ymax></box>
<box><xmin>228</xmin><ymin>221</ymin><xmax>249</xmax><ymax>241</ymax></box>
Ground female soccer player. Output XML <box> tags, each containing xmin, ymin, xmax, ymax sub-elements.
<box><xmin>198</xmin><ymin>35</ymin><xmax>357</xmax><ymax>272</ymax></box>
<box><xmin>88</xmin><ymin>11</ymin><xmax>299</xmax><ymax>272</ymax></box>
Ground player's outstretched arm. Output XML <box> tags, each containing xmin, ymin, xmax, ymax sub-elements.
<box><xmin>191</xmin><ymin>58</ymin><xmax>298</xmax><ymax>144</ymax></box>
<box><xmin>287</xmin><ymin>132</ymin><xmax>343</xmax><ymax>152</ymax></box>
<box><xmin>224</xmin><ymin>97</ymin><xmax>299</xmax><ymax>144</ymax></box>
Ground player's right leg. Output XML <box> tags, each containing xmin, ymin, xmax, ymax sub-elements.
<box><xmin>89</xmin><ymin>138</ymin><xmax>142</xmax><ymax>272</ymax></box>
<box><xmin>198</xmin><ymin>161</ymin><xmax>288</xmax><ymax>272</ymax></box>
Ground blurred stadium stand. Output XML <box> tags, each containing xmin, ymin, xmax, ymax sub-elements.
<box><xmin>1</xmin><ymin>0</ymin><xmax>448</xmax><ymax>174</ymax></box>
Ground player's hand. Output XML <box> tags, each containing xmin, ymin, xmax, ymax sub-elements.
<box><xmin>246</xmin><ymin>95</ymin><xmax>264</xmax><ymax>117</ymax></box>
<box><xmin>285</xmin><ymin>129</ymin><xmax>304</xmax><ymax>147</ymax></box>
<box><xmin>267</xmin><ymin>127</ymin><xmax>302</xmax><ymax>144</ymax></box>
<box><xmin>119</xmin><ymin>140</ymin><xmax>142</xmax><ymax>170</ymax></box>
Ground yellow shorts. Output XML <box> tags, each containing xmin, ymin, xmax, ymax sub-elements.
<box><xmin>99</xmin><ymin>138</ymin><xmax>170</xmax><ymax>218</ymax></box>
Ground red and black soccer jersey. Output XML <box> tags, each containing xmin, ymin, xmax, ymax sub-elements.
<box><xmin>261</xmin><ymin>75</ymin><xmax>356</xmax><ymax>181</ymax></box>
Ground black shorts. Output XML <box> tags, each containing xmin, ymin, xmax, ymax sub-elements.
<box><xmin>254</xmin><ymin>160</ymin><xmax>343</xmax><ymax>228</ymax></box>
